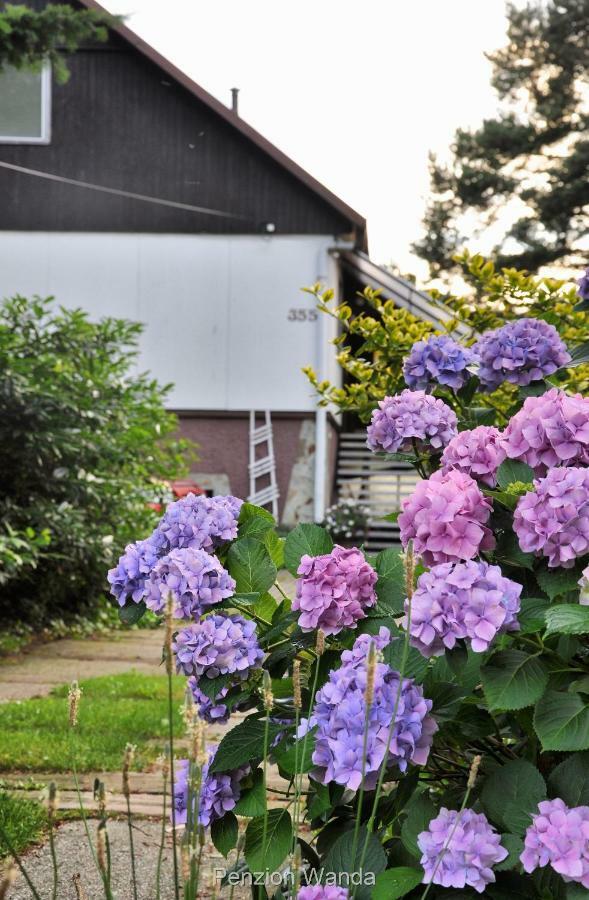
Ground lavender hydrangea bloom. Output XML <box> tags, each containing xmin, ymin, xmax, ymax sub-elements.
<box><xmin>172</xmin><ymin>749</ymin><xmax>248</xmax><ymax>827</ymax></box>
<box><xmin>418</xmin><ymin>807</ymin><xmax>507</xmax><ymax>893</ymax></box>
<box><xmin>403</xmin><ymin>334</ymin><xmax>475</xmax><ymax>391</ymax></box>
<box><xmin>303</xmin><ymin>629</ymin><xmax>437</xmax><ymax>790</ymax></box>
<box><xmin>293</xmin><ymin>546</ymin><xmax>377</xmax><ymax>636</ymax></box>
<box><xmin>297</xmin><ymin>888</ymin><xmax>349</xmax><ymax>899</ymax></box>
<box><xmin>173</xmin><ymin>613</ymin><xmax>264</xmax><ymax>679</ymax></box>
<box><xmin>398</xmin><ymin>469</ymin><xmax>495</xmax><ymax>567</ymax></box>
<box><xmin>578</xmin><ymin>267</ymin><xmax>589</xmax><ymax>302</ymax></box>
<box><xmin>501</xmin><ymin>388</ymin><xmax>589</xmax><ymax>475</ymax></box>
<box><xmin>188</xmin><ymin>676</ymin><xmax>231</xmax><ymax>724</ymax></box>
<box><xmin>146</xmin><ymin>547</ymin><xmax>235</xmax><ymax>618</ymax></box>
<box><xmin>155</xmin><ymin>492</ymin><xmax>242</xmax><ymax>554</ymax></box>
<box><xmin>107</xmin><ymin>536</ymin><xmax>161</xmax><ymax>606</ymax></box>
<box><xmin>473</xmin><ymin>318</ymin><xmax>571</xmax><ymax>391</ymax></box>
<box><xmin>513</xmin><ymin>467</ymin><xmax>589</xmax><ymax>568</ymax></box>
<box><xmin>406</xmin><ymin>561</ymin><xmax>521</xmax><ymax>657</ymax></box>
<box><xmin>366</xmin><ymin>390</ymin><xmax>458</xmax><ymax>455</ymax></box>
<box><xmin>521</xmin><ymin>798</ymin><xmax>589</xmax><ymax>889</ymax></box>
<box><xmin>441</xmin><ymin>426</ymin><xmax>506</xmax><ymax>487</ymax></box>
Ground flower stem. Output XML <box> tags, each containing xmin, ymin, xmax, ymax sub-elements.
<box><xmin>0</xmin><ymin>824</ymin><xmax>42</xmax><ymax>900</ymax></box>
<box><xmin>165</xmin><ymin>597</ymin><xmax>181</xmax><ymax>900</ymax></box>
<box><xmin>155</xmin><ymin>760</ymin><xmax>169</xmax><ymax>900</ymax></box>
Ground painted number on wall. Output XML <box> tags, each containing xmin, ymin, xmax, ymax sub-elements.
<box><xmin>287</xmin><ymin>308</ymin><xmax>318</xmax><ymax>322</ymax></box>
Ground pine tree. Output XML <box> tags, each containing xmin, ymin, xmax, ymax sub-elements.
<box><xmin>413</xmin><ymin>0</ymin><xmax>589</xmax><ymax>278</ymax></box>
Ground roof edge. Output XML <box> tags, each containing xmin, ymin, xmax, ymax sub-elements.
<box><xmin>77</xmin><ymin>0</ymin><xmax>367</xmax><ymax>239</ymax></box>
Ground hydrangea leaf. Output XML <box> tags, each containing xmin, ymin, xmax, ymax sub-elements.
<box><xmin>496</xmin><ymin>833</ymin><xmax>524</xmax><ymax>871</ymax></box>
<box><xmin>371</xmin><ymin>547</ymin><xmax>406</xmax><ymax>615</ymax></box>
<box><xmin>534</xmin><ymin>691</ymin><xmax>589</xmax><ymax>751</ymax></box>
<box><xmin>195</xmin><ymin>673</ymin><xmax>232</xmax><ymax>702</ymax></box>
<box><xmin>481</xmin><ymin>649</ymin><xmax>549</xmax><ymax>711</ymax></box>
<box><xmin>264</xmin><ymin>530</ymin><xmax>285</xmax><ymax>569</ymax></box>
<box><xmin>226</xmin><ymin>537</ymin><xmax>277</xmax><ymax>594</ymax></box>
<box><xmin>211</xmin><ymin>811</ymin><xmax>238</xmax><ymax>857</ymax></box>
<box><xmin>536</xmin><ymin>564</ymin><xmax>585</xmax><ymax>600</ymax></box>
<box><xmin>545</xmin><ymin>605</ymin><xmax>589</xmax><ymax>637</ymax></box>
<box><xmin>323</xmin><ymin>826</ymin><xmax>387</xmax><ymax>899</ymax></box>
<box><xmin>481</xmin><ymin>759</ymin><xmax>546</xmax><ymax>834</ymax></box>
<box><xmin>244</xmin><ymin>808</ymin><xmax>292</xmax><ymax>876</ymax></box>
<box><xmin>401</xmin><ymin>791</ymin><xmax>436</xmax><ymax>858</ymax></box>
<box><xmin>547</xmin><ymin>752</ymin><xmax>589</xmax><ymax>806</ymax></box>
<box><xmin>517</xmin><ymin>596</ymin><xmax>550</xmax><ymax>633</ymax></box>
<box><xmin>210</xmin><ymin>717</ymin><xmax>284</xmax><ymax>773</ymax></box>
<box><xmin>372</xmin><ymin>866</ymin><xmax>423</xmax><ymax>899</ymax></box>
<box><xmin>567</xmin><ymin>339</ymin><xmax>589</xmax><ymax>367</ymax></box>
<box><xmin>384</xmin><ymin>639</ymin><xmax>429</xmax><ymax>682</ymax></box>
<box><xmin>118</xmin><ymin>600</ymin><xmax>146</xmax><ymax>625</ymax></box>
<box><xmin>275</xmin><ymin>729</ymin><xmax>317</xmax><ymax>776</ymax></box>
<box><xmin>233</xmin><ymin>768</ymin><xmax>266</xmax><ymax>817</ymax></box>
<box><xmin>283</xmin><ymin>524</ymin><xmax>333</xmax><ymax>576</ymax></box>
<box><xmin>238</xmin><ymin>504</ymin><xmax>275</xmax><ymax>539</ymax></box>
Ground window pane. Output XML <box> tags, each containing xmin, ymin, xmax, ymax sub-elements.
<box><xmin>0</xmin><ymin>67</ymin><xmax>44</xmax><ymax>139</ymax></box>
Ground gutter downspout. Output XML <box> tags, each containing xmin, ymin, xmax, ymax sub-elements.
<box><xmin>313</xmin><ymin>247</ymin><xmax>339</xmax><ymax>523</ymax></box>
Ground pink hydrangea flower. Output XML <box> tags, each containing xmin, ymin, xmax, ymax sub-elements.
<box><xmin>366</xmin><ymin>390</ymin><xmax>457</xmax><ymax>454</ymax></box>
<box><xmin>441</xmin><ymin>426</ymin><xmax>506</xmax><ymax>487</ymax></box>
<box><xmin>513</xmin><ymin>466</ymin><xmax>589</xmax><ymax>568</ymax></box>
<box><xmin>521</xmin><ymin>798</ymin><xmax>589</xmax><ymax>889</ymax></box>
<box><xmin>398</xmin><ymin>469</ymin><xmax>495</xmax><ymax>567</ymax></box>
<box><xmin>293</xmin><ymin>546</ymin><xmax>377</xmax><ymax>635</ymax></box>
<box><xmin>501</xmin><ymin>388</ymin><xmax>589</xmax><ymax>475</ymax></box>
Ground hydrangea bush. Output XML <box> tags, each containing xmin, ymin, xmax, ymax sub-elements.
<box><xmin>105</xmin><ymin>270</ymin><xmax>589</xmax><ymax>899</ymax></box>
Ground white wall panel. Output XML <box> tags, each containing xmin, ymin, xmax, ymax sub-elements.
<box><xmin>0</xmin><ymin>232</ymin><xmax>343</xmax><ymax>411</ymax></box>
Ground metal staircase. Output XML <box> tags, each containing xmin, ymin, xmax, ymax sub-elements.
<box><xmin>248</xmin><ymin>411</ymin><xmax>280</xmax><ymax>518</ymax></box>
<box><xmin>336</xmin><ymin>431</ymin><xmax>420</xmax><ymax>551</ymax></box>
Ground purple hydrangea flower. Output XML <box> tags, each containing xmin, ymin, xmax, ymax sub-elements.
<box><xmin>172</xmin><ymin>749</ymin><xmax>248</xmax><ymax>828</ymax></box>
<box><xmin>513</xmin><ymin>466</ymin><xmax>589</xmax><ymax>568</ymax></box>
<box><xmin>403</xmin><ymin>334</ymin><xmax>475</xmax><ymax>391</ymax></box>
<box><xmin>297</xmin><ymin>888</ymin><xmax>349</xmax><ymax>899</ymax></box>
<box><xmin>366</xmin><ymin>390</ymin><xmax>458</xmax><ymax>455</ymax></box>
<box><xmin>188</xmin><ymin>676</ymin><xmax>231</xmax><ymax>724</ymax></box>
<box><xmin>293</xmin><ymin>546</ymin><xmax>377</xmax><ymax>636</ymax></box>
<box><xmin>578</xmin><ymin>267</ymin><xmax>589</xmax><ymax>302</ymax></box>
<box><xmin>501</xmin><ymin>388</ymin><xmax>589</xmax><ymax>476</ymax></box>
<box><xmin>398</xmin><ymin>469</ymin><xmax>495</xmax><ymax>567</ymax></box>
<box><xmin>418</xmin><ymin>807</ymin><xmax>507</xmax><ymax>893</ymax></box>
<box><xmin>472</xmin><ymin>318</ymin><xmax>571</xmax><ymax>391</ymax></box>
<box><xmin>441</xmin><ymin>426</ymin><xmax>506</xmax><ymax>488</ymax></box>
<box><xmin>155</xmin><ymin>493</ymin><xmax>242</xmax><ymax>554</ymax></box>
<box><xmin>173</xmin><ymin>613</ymin><xmax>264</xmax><ymax>679</ymax></box>
<box><xmin>302</xmin><ymin>629</ymin><xmax>437</xmax><ymax>790</ymax></box>
<box><xmin>521</xmin><ymin>798</ymin><xmax>589</xmax><ymax>889</ymax></box>
<box><xmin>405</xmin><ymin>561</ymin><xmax>521</xmax><ymax>657</ymax></box>
<box><xmin>107</xmin><ymin>536</ymin><xmax>161</xmax><ymax>606</ymax></box>
<box><xmin>146</xmin><ymin>547</ymin><xmax>235</xmax><ymax>619</ymax></box>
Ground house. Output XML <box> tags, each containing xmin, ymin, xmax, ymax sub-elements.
<box><xmin>0</xmin><ymin>0</ymin><xmax>452</xmax><ymax>530</ymax></box>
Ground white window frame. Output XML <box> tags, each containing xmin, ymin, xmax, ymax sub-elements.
<box><xmin>0</xmin><ymin>62</ymin><xmax>52</xmax><ymax>144</ymax></box>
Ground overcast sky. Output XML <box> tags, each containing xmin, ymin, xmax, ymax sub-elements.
<box><xmin>102</xmin><ymin>0</ymin><xmax>512</xmax><ymax>281</ymax></box>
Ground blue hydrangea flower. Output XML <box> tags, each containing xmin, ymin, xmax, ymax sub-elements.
<box><xmin>577</xmin><ymin>267</ymin><xmax>589</xmax><ymax>302</ymax></box>
<box><xmin>173</xmin><ymin>613</ymin><xmax>264</xmax><ymax>679</ymax></box>
<box><xmin>172</xmin><ymin>749</ymin><xmax>249</xmax><ymax>827</ymax></box>
<box><xmin>155</xmin><ymin>493</ymin><xmax>242</xmax><ymax>554</ymax></box>
<box><xmin>367</xmin><ymin>390</ymin><xmax>457</xmax><ymax>455</ymax></box>
<box><xmin>472</xmin><ymin>318</ymin><xmax>571</xmax><ymax>391</ymax></box>
<box><xmin>107</xmin><ymin>536</ymin><xmax>162</xmax><ymax>606</ymax></box>
<box><xmin>146</xmin><ymin>547</ymin><xmax>235</xmax><ymax>618</ymax></box>
<box><xmin>403</xmin><ymin>334</ymin><xmax>475</xmax><ymax>391</ymax></box>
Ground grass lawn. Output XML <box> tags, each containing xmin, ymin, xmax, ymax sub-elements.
<box><xmin>0</xmin><ymin>672</ymin><xmax>186</xmax><ymax>772</ymax></box>
<box><xmin>0</xmin><ymin>791</ymin><xmax>46</xmax><ymax>859</ymax></box>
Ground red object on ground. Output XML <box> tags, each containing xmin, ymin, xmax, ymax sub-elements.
<box><xmin>148</xmin><ymin>479</ymin><xmax>205</xmax><ymax>513</ymax></box>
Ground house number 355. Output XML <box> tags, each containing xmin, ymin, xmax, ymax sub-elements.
<box><xmin>287</xmin><ymin>308</ymin><xmax>318</xmax><ymax>321</ymax></box>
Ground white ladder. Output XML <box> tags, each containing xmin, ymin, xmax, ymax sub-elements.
<box><xmin>248</xmin><ymin>410</ymin><xmax>280</xmax><ymax>518</ymax></box>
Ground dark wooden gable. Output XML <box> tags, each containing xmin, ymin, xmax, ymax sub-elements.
<box><xmin>0</xmin><ymin>0</ymin><xmax>365</xmax><ymax>241</ymax></box>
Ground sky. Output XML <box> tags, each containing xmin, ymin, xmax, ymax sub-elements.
<box><xmin>101</xmin><ymin>0</ymin><xmax>513</xmax><ymax>282</ymax></box>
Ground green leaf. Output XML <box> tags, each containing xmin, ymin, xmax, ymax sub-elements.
<box><xmin>118</xmin><ymin>601</ymin><xmax>146</xmax><ymax>625</ymax></box>
<box><xmin>495</xmin><ymin>531</ymin><xmax>535</xmax><ymax>569</ymax></box>
<box><xmin>566</xmin><ymin>884</ymin><xmax>589</xmax><ymax>899</ymax></box>
<box><xmin>210</xmin><ymin>717</ymin><xmax>284</xmax><ymax>773</ymax></box>
<box><xmin>536</xmin><ymin>565</ymin><xmax>585</xmax><ymax>601</ymax></box>
<box><xmin>307</xmin><ymin>782</ymin><xmax>331</xmax><ymax>819</ymax></box>
<box><xmin>401</xmin><ymin>792</ymin><xmax>436</xmax><ymax>858</ymax></box>
<box><xmin>283</xmin><ymin>524</ymin><xmax>333</xmax><ymax>576</ymax></box>
<box><xmin>496</xmin><ymin>459</ymin><xmax>535</xmax><ymax>490</ymax></box>
<box><xmin>545</xmin><ymin>605</ymin><xmax>589</xmax><ymax>637</ymax></box>
<box><xmin>233</xmin><ymin>769</ymin><xmax>266</xmax><ymax>817</ymax></box>
<box><xmin>228</xmin><ymin>592</ymin><xmax>261</xmax><ymax>606</ymax></box>
<box><xmin>195</xmin><ymin>673</ymin><xmax>232</xmax><ymax>702</ymax></box>
<box><xmin>239</xmin><ymin>507</ymin><xmax>275</xmax><ymax>540</ymax></box>
<box><xmin>227</xmin><ymin>537</ymin><xmax>277</xmax><ymax>594</ymax></box>
<box><xmin>211</xmin><ymin>812</ymin><xmax>238</xmax><ymax>857</ymax></box>
<box><xmin>239</xmin><ymin>502</ymin><xmax>275</xmax><ymax>527</ymax></box>
<box><xmin>548</xmin><ymin>752</ymin><xmax>589</xmax><ymax>806</ymax></box>
<box><xmin>567</xmin><ymin>339</ymin><xmax>589</xmax><ymax>367</ymax></box>
<box><xmin>253</xmin><ymin>591</ymin><xmax>278</xmax><ymax>622</ymax></box>
<box><xmin>481</xmin><ymin>760</ymin><xmax>546</xmax><ymax>834</ymax></box>
<box><xmin>518</xmin><ymin>596</ymin><xmax>550</xmax><ymax>633</ymax></box>
<box><xmin>264</xmin><ymin>530</ymin><xmax>285</xmax><ymax>569</ymax></box>
<box><xmin>534</xmin><ymin>691</ymin><xmax>589</xmax><ymax>751</ymax></box>
<box><xmin>384</xmin><ymin>639</ymin><xmax>429</xmax><ymax>682</ymax></box>
<box><xmin>372</xmin><ymin>547</ymin><xmax>405</xmax><ymax>615</ymax></box>
<box><xmin>496</xmin><ymin>833</ymin><xmax>524</xmax><ymax>871</ymax></box>
<box><xmin>323</xmin><ymin>826</ymin><xmax>387</xmax><ymax>900</ymax></box>
<box><xmin>372</xmin><ymin>867</ymin><xmax>423</xmax><ymax>899</ymax></box>
<box><xmin>275</xmin><ymin>729</ymin><xmax>317</xmax><ymax>775</ymax></box>
<box><xmin>244</xmin><ymin>808</ymin><xmax>292</xmax><ymax>875</ymax></box>
<box><xmin>481</xmin><ymin>650</ymin><xmax>549</xmax><ymax>711</ymax></box>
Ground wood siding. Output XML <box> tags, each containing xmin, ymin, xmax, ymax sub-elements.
<box><xmin>0</xmin><ymin>13</ymin><xmax>353</xmax><ymax>236</ymax></box>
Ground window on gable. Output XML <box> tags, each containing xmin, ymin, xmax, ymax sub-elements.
<box><xmin>0</xmin><ymin>64</ymin><xmax>51</xmax><ymax>143</ymax></box>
